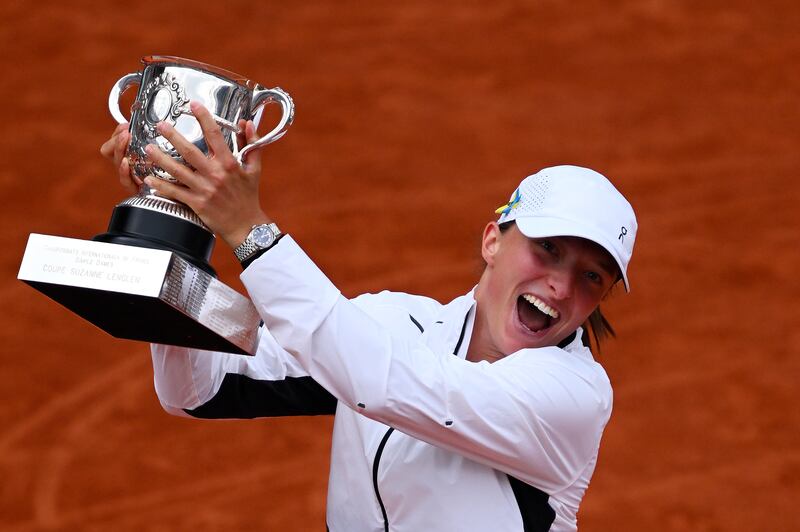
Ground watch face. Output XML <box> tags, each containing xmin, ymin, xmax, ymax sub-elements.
<box><xmin>251</xmin><ymin>225</ymin><xmax>275</xmax><ymax>247</ymax></box>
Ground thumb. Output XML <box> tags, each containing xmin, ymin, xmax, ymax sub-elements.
<box><xmin>242</xmin><ymin>120</ymin><xmax>263</xmax><ymax>171</ymax></box>
<box><xmin>246</xmin><ymin>120</ymin><xmax>259</xmax><ymax>144</ymax></box>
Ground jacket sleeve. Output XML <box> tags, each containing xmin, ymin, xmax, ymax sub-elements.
<box><xmin>150</xmin><ymin>324</ymin><xmax>336</xmax><ymax>419</ymax></box>
<box><xmin>241</xmin><ymin>236</ymin><xmax>612</xmax><ymax>493</ymax></box>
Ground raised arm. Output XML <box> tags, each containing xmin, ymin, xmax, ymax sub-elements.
<box><xmin>99</xmin><ymin>115</ymin><xmax>334</xmax><ymax>421</ymax></box>
<box><xmin>150</xmin><ymin>328</ymin><xmax>336</xmax><ymax>419</ymax></box>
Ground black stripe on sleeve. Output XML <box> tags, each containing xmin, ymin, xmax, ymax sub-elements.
<box><xmin>185</xmin><ymin>373</ymin><xmax>337</xmax><ymax>419</ymax></box>
<box><xmin>507</xmin><ymin>475</ymin><xmax>556</xmax><ymax>531</ymax></box>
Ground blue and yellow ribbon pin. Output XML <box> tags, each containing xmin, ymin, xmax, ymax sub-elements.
<box><xmin>495</xmin><ymin>188</ymin><xmax>522</xmax><ymax>215</ymax></box>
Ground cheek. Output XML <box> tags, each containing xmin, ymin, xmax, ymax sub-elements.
<box><xmin>570</xmin><ymin>289</ymin><xmax>604</xmax><ymax>324</ymax></box>
<box><xmin>483</xmin><ymin>272</ymin><xmax>510</xmax><ymax>318</ymax></box>
<box><xmin>482</xmin><ymin>256</ymin><xmax>522</xmax><ymax>323</ymax></box>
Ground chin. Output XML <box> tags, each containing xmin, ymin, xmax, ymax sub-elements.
<box><xmin>504</xmin><ymin>330</ymin><xmax>552</xmax><ymax>353</ymax></box>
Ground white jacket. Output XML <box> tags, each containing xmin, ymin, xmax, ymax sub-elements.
<box><xmin>151</xmin><ymin>236</ymin><xmax>613</xmax><ymax>531</ymax></box>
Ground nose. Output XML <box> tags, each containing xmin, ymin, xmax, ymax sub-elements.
<box><xmin>547</xmin><ymin>268</ymin><xmax>575</xmax><ymax>300</ymax></box>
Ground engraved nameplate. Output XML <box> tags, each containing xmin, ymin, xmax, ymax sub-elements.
<box><xmin>18</xmin><ymin>234</ymin><xmax>171</xmax><ymax>296</ymax></box>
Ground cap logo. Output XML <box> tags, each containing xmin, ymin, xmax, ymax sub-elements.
<box><xmin>618</xmin><ymin>226</ymin><xmax>628</xmax><ymax>242</ymax></box>
<box><xmin>494</xmin><ymin>189</ymin><xmax>522</xmax><ymax>216</ymax></box>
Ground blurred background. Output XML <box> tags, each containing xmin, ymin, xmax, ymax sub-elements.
<box><xmin>1</xmin><ymin>0</ymin><xmax>798</xmax><ymax>530</ymax></box>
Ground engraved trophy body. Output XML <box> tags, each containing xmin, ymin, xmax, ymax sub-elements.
<box><xmin>18</xmin><ymin>57</ymin><xmax>294</xmax><ymax>355</ymax></box>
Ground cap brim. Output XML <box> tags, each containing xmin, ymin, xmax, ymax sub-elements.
<box><xmin>514</xmin><ymin>216</ymin><xmax>630</xmax><ymax>292</ymax></box>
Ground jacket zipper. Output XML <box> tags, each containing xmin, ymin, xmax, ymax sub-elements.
<box><xmin>369</xmin><ymin>310</ymin><xmax>469</xmax><ymax>532</ymax></box>
<box><xmin>372</xmin><ymin>427</ymin><xmax>395</xmax><ymax>532</ymax></box>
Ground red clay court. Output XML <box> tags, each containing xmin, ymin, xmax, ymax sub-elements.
<box><xmin>2</xmin><ymin>1</ymin><xmax>798</xmax><ymax>530</ymax></box>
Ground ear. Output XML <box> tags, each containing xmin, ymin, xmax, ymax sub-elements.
<box><xmin>481</xmin><ymin>222</ymin><xmax>502</xmax><ymax>267</ymax></box>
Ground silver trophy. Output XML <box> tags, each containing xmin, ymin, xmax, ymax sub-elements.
<box><xmin>99</xmin><ymin>55</ymin><xmax>294</xmax><ymax>274</ymax></box>
<box><xmin>18</xmin><ymin>56</ymin><xmax>294</xmax><ymax>355</ymax></box>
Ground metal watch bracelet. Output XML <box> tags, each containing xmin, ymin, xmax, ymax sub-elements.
<box><xmin>234</xmin><ymin>223</ymin><xmax>281</xmax><ymax>262</ymax></box>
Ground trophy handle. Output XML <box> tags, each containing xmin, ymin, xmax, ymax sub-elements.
<box><xmin>108</xmin><ymin>72</ymin><xmax>142</xmax><ymax>124</ymax></box>
<box><xmin>236</xmin><ymin>87</ymin><xmax>295</xmax><ymax>164</ymax></box>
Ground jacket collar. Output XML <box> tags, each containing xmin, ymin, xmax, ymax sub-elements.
<box><xmin>426</xmin><ymin>288</ymin><xmax>477</xmax><ymax>358</ymax></box>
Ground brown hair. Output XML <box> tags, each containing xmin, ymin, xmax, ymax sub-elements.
<box><xmin>496</xmin><ymin>221</ymin><xmax>617</xmax><ymax>351</ymax></box>
<box><xmin>583</xmin><ymin>303</ymin><xmax>615</xmax><ymax>352</ymax></box>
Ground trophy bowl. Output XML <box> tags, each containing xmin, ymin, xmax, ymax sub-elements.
<box><xmin>95</xmin><ymin>55</ymin><xmax>295</xmax><ymax>274</ymax></box>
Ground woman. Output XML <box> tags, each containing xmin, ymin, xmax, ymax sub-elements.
<box><xmin>101</xmin><ymin>102</ymin><xmax>637</xmax><ymax>531</ymax></box>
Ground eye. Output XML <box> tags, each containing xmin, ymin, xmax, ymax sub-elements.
<box><xmin>538</xmin><ymin>239</ymin><xmax>557</xmax><ymax>254</ymax></box>
<box><xmin>585</xmin><ymin>271</ymin><xmax>602</xmax><ymax>283</ymax></box>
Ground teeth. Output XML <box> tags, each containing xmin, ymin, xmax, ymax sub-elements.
<box><xmin>522</xmin><ymin>294</ymin><xmax>560</xmax><ymax>319</ymax></box>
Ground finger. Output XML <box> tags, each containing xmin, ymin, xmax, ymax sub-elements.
<box><xmin>100</xmin><ymin>137</ymin><xmax>115</xmax><ymax>159</ymax></box>
<box><xmin>155</xmin><ymin>121</ymin><xmax>210</xmax><ymax>172</ymax></box>
<box><xmin>236</xmin><ymin>119</ymin><xmax>248</xmax><ymax>149</ymax></box>
<box><xmin>114</xmin><ymin>130</ymin><xmax>129</xmax><ymax>166</ymax></box>
<box><xmin>100</xmin><ymin>122</ymin><xmax>128</xmax><ymax>159</ymax></box>
<box><xmin>130</xmin><ymin>161</ymin><xmax>144</xmax><ymax>191</ymax></box>
<box><xmin>115</xmin><ymin>121</ymin><xmax>130</xmax><ymax>137</ymax></box>
<box><xmin>143</xmin><ymin>176</ymin><xmax>193</xmax><ymax>206</ymax></box>
<box><xmin>117</xmin><ymin>157</ymin><xmax>139</xmax><ymax>195</ymax></box>
<box><xmin>246</xmin><ymin>120</ymin><xmax>260</xmax><ymax>144</ymax></box>
<box><xmin>241</xmin><ymin>121</ymin><xmax>262</xmax><ymax>171</ymax></box>
<box><xmin>144</xmin><ymin>143</ymin><xmax>203</xmax><ymax>189</ymax></box>
<box><xmin>190</xmin><ymin>101</ymin><xmax>236</xmax><ymax>165</ymax></box>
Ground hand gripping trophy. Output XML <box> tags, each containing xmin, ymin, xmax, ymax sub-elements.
<box><xmin>18</xmin><ymin>56</ymin><xmax>294</xmax><ymax>355</ymax></box>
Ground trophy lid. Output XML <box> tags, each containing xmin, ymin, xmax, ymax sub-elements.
<box><xmin>142</xmin><ymin>55</ymin><xmax>256</xmax><ymax>88</ymax></box>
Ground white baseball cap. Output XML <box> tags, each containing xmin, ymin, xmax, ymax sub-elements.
<box><xmin>496</xmin><ymin>165</ymin><xmax>637</xmax><ymax>291</ymax></box>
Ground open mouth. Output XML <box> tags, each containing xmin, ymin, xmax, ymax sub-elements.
<box><xmin>516</xmin><ymin>294</ymin><xmax>559</xmax><ymax>333</ymax></box>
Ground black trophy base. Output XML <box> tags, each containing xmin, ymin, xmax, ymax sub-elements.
<box><xmin>24</xmin><ymin>280</ymin><xmax>253</xmax><ymax>355</ymax></box>
<box><xmin>18</xmin><ymin>233</ymin><xmax>260</xmax><ymax>355</ymax></box>
<box><xmin>93</xmin><ymin>204</ymin><xmax>216</xmax><ymax>277</ymax></box>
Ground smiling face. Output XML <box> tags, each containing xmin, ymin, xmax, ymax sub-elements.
<box><xmin>469</xmin><ymin>222</ymin><xmax>619</xmax><ymax>362</ymax></box>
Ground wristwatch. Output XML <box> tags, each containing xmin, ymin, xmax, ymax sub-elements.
<box><xmin>234</xmin><ymin>222</ymin><xmax>282</xmax><ymax>262</ymax></box>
